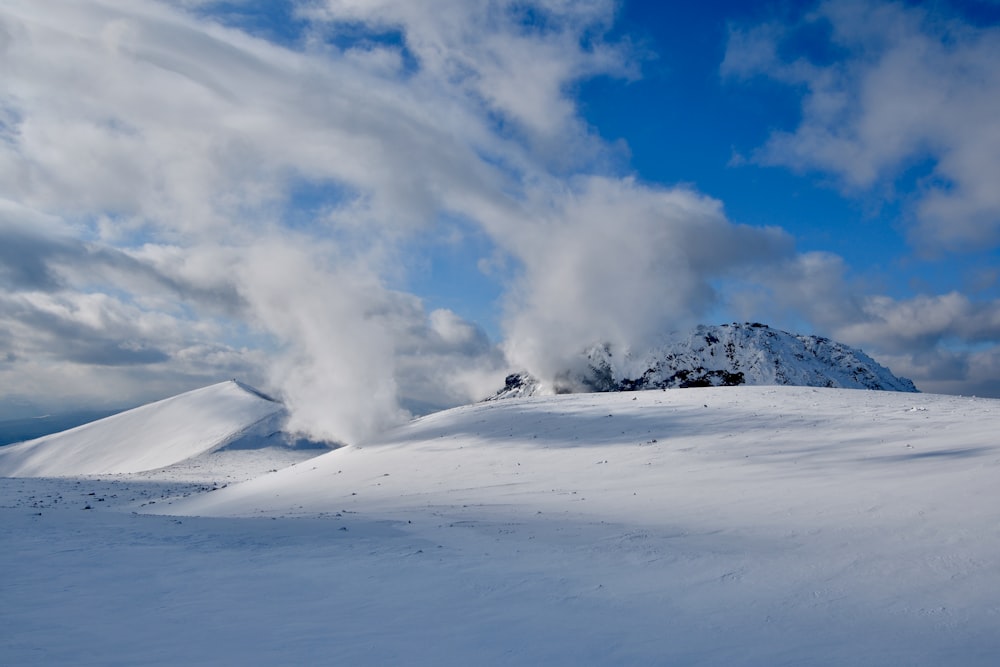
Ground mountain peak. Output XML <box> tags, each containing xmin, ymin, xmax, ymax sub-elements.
<box><xmin>0</xmin><ymin>380</ymin><xmax>286</xmax><ymax>477</ymax></box>
<box><xmin>490</xmin><ymin>323</ymin><xmax>917</xmax><ymax>400</ymax></box>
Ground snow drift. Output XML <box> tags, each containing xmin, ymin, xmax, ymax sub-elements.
<box><xmin>0</xmin><ymin>380</ymin><xmax>285</xmax><ymax>476</ymax></box>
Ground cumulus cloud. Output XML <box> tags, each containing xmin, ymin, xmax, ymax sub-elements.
<box><xmin>0</xmin><ymin>203</ymin><xmax>265</xmax><ymax>407</ymax></box>
<box><xmin>728</xmin><ymin>251</ymin><xmax>1000</xmax><ymax>394</ymax></box>
<box><xmin>723</xmin><ymin>0</ymin><xmax>1000</xmax><ymax>252</ymax></box>
<box><xmin>719</xmin><ymin>0</ymin><xmax>1000</xmax><ymax>395</ymax></box>
<box><xmin>0</xmin><ymin>283</ymin><xmax>268</xmax><ymax>410</ymax></box>
<box><xmin>0</xmin><ymin>220</ymin><xmax>75</xmax><ymax>292</ymax></box>
<box><xmin>842</xmin><ymin>293</ymin><xmax>1000</xmax><ymax>395</ymax></box>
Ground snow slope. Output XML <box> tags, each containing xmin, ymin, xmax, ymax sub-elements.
<box><xmin>163</xmin><ymin>386</ymin><xmax>1000</xmax><ymax>664</ymax></box>
<box><xmin>0</xmin><ymin>380</ymin><xmax>284</xmax><ymax>476</ymax></box>
<box><xmin>3</xmin><ymin>386</ymin><xmax>1000</xmax><ymax>665</ymax></box>
<box><xmin>491</xmin><ymin>322</ymin><xmax>918</xmax><ymax>398</ymax></box>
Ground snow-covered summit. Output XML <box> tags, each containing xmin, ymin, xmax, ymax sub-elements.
<box><xmin>0</xmin><ymin>380</ymin><xmax>292</xmax><ymax>477</ymax></box>
<box><xmin>491</xmin><ymin>322</ymin><xmax>917</xmax><ymax>399</ymax></box>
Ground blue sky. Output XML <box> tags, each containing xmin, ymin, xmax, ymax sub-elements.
<box><xmin>592</xmin><ymin>1</ymin><xmax>999</xmax><ymax>297</ymax></box>
<box><xmin>1</xmin><ymin>0</ymin><xmax>999</xmax><ymax>441</ymax></box>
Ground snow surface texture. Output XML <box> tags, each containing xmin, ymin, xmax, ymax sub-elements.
<box><xmin>490</xmin><ymin>322</ymin><xmax>918</xmax><ymax>398</ymax></box>
<box><xmin>0</xmin><ymin>380</ymin><xmax>301</xmax><ymax>476</ymax></box>
<box><xmin>3</xmin><ymin>384</ymin><xmax>1000</xmax><ymax>665</ymax></box>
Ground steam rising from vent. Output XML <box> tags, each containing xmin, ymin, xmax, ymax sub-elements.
<box><xmin>498</xmin><ymin>178</ymin><xmax>794</xmax><ymax>390</ymax></box>
<box><xmin>226</xmin><ymin>239</ymin><xmax>508</xmax><ymax>444</ymax></box>
<box><xmin>232</xmin><ymin>241</ymin><xmax>407</xmax><ymax>445</ymax></box>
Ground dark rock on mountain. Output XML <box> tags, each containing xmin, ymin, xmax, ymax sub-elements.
<box><xmin>488</xmin><ymin>323</ymin><xmax>917</xmax><ymax>400</ymax></box>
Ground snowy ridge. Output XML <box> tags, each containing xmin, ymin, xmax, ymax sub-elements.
<box><xmin>490</xmin><ymin>322</ymin><xmax>917</xmax><ymax>398</ymax></box>
<box><xmin>0</xmin><ymin>380</ymin><xmax>285</xmax><ymax>476</ymax></box>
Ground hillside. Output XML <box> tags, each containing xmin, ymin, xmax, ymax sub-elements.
<box><xmin>159</xmin><ymin>386</ymin><xmax>999</xmax><ymax>664</ymax></box>
<box><xmin>491</xmin><ymin>323</ymin><xmax>918</xmax><ymax>399</ymax></box>
<box><xmin>0</xmin><ymin>380</ymin><xmax>286</xmax><ymax>476</ymax></box>
<box><xmin>4</xmin><ymin>384</ymin><xmax>1000</xmax><ymax>665</ymax></box>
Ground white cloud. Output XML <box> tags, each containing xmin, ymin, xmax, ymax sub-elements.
<box><xmin>720</xmin><ymin>0</ymin><xmax>1000</xmax><ymax>393</ymax></box>
<box><xmin>724</xmin><ymin>0</ymin><xmax>1000</xmax><ymax>252</ymax></box>
<box><xmin>396</xmin><ymin>307</ymin><xmax>508</xmax><ymax>412</ymax></box>
<box><xmin>3</xmin><ymin>0</ymin><xmax>620</xmax><ymax>436</ymax></box>
<box><xmin>303</xmin><ymin>0</ymin><xmax>632</xmax><ymax>148</ymax></box>
<box><xmin>0</xmin><ymin>0</ymin><xmax>699</xmax><ymax>438</ymax></box>
<box><xmin>731</xmin><ymin>252</ymin><xmax>1000</xmax><ymax>393</ymax></box>
<box><xmin>843</xmin><ymin>293</ymin><xmax>1000</xmax><ymax>352</ymax></box>
<box><xmin>0</xmin><ymin>285</ymin><xmax>268</xmax><ymax>410</ymax></box>
<box><xmin>497</xmin><ymin>177</ymin><xmax>794</xmax><ymax>385</ymax></box>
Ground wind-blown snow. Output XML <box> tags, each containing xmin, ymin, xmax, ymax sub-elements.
<box><xmin>3</xmin><ymin>385</ymin><xmax>1000</xmax><ymax>665</ymax></box>
<box><xmin>0</xmin><ymin>380</ymin><xmax>283</xmax><ymax>476</ymax></box>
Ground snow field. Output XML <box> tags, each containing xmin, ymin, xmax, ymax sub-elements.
<box><xmin>3</xmin><ymin>385</ymin><xmax>1000</xmax><ymax>665</ymax></box>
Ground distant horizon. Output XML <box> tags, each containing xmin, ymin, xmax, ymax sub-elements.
<box><xmin>0</xmin><ymin>408</ymin><xmax>122</xmax><ymax>446</ymax></box>
<box><xmin>0</xmin><ymin>314</ymin><xmax>976</xmax><ymax>426</ymax></box>
<box><xmin>1</xmin><ymin>318</ymin><xmax>932</xmax><ymax>439</ymax></box>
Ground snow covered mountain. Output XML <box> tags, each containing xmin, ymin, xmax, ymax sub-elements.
<box><xmin>3</xmin><ymin>382</ymin><xmax>1000</xmax><ymax>664</ymax></box>
<box><xmin>491</xmin><ymin>322</ymin><xmax>917</xmax><ymax>399</ymax></box>
<box><xmin>0</xmin><ymin>380</ymin><xmax>326</xmax><ymax>477</ymax></box>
